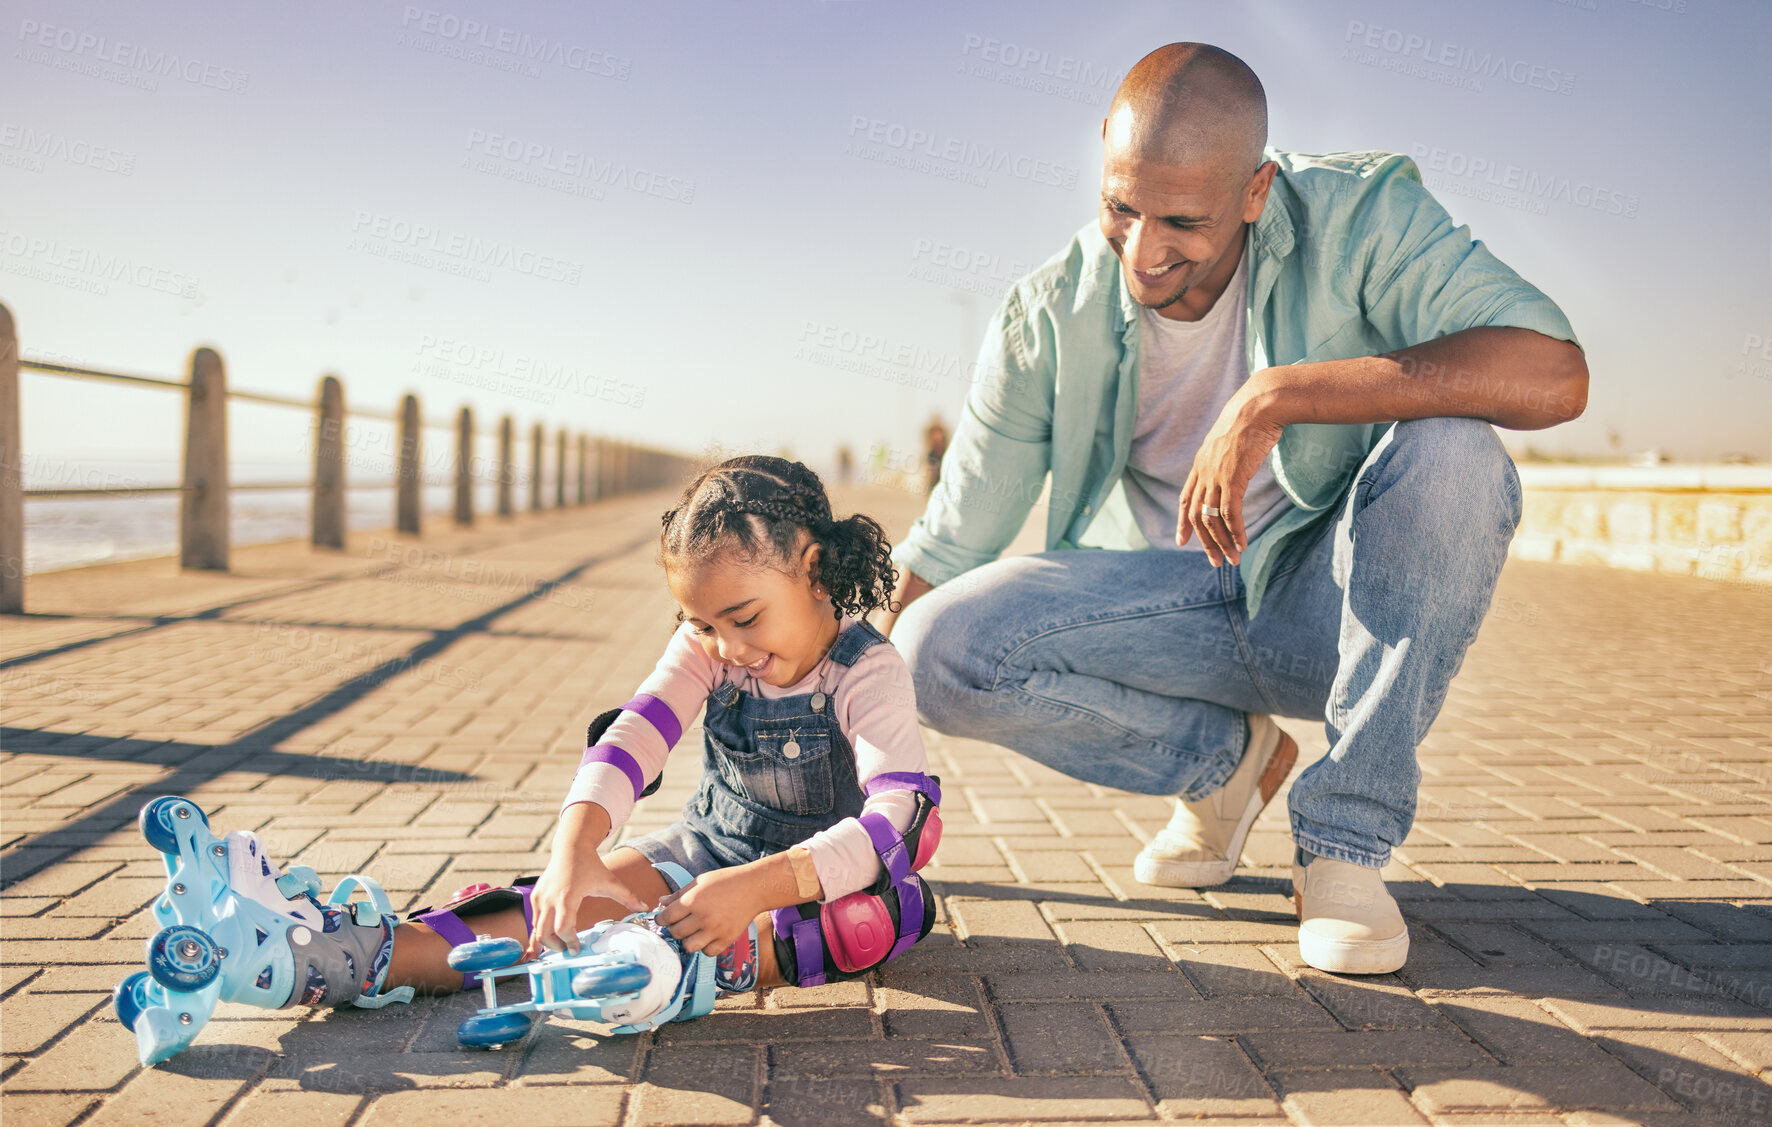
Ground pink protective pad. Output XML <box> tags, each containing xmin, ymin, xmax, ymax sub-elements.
<box><xmin>444</xmin><ymin>882</ymin><xmax>495</xmax><ymax>906</ymax></box>
<box><xmin>913</xmin><ymin>807</ymin><xmax>942</xmax><ymax>872</ymax></box>
<box><xmin>818</xmin><ymin>891</ymin><xmax>897</xmax><ymax>974</ymax></box>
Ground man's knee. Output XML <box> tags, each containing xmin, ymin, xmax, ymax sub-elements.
<box><xmin>891</xmin><ymin>585</ymin><xmax>979</xmax><ymax>737</ymax></box>
<box><xmin>1384</xmin><ymin>417</ymin><xmax>1521</xmax><ymax>531</ymax></box>
<box><xmin>889</xmin><ymin>591</ymin><xmax>939</xmax><ymax>687</ymax></box>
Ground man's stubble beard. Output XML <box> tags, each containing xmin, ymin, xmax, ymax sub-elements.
<box><xmin>1129</xmin><ymin>270</ymin><xmax>1191</xmax><ymax>311</ymax></box>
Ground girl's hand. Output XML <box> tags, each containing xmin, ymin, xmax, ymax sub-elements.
<box><xmin>654</xmin><ymin>867</ymin><xmax>762</xmax><ymax>956</ymax></box>
<box><xmin>526</xmin><ymin>803</ymin><xmax>646</xmax><ymax>958</ymax></box>
<box><xmin>527</xmin><ymin>851</ymin><xmax>647</xmax><ymax>958</ymax></box>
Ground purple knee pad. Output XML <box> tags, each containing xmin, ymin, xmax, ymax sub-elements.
<box><xmin>772</xmin><ymin>779</ymin><xmax>943</xmax><ymax>988</ymax></box>
<box><xmin>412</xmin><ymin>877</ymin><xmax>537</xmax><ymax>990</ymax></box>
<box><xmin>771</xmin><ymin>872</ymin><xmax>936</xmax><ymax>988</ymax></box>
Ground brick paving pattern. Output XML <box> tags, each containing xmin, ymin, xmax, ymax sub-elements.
<box><xmin>2</xmin><ymin>484</ymin><xmax>1769</xmax><ymax>1126</ymax></box>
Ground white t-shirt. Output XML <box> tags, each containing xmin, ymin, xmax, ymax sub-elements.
<box><xmin>1121</xmin><ymin>250</ymin><xmax>1292</xmax><ymax>551</ymax></box>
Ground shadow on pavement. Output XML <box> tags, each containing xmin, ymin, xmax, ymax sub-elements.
<box><xmin>133</xmin><ymin>874</ymin><xmax>1769</xmax><ymax>1121</ymax></box>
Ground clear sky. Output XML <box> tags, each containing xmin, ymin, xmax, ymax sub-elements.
<box><xmin>4</xmin><ymin>0</ymin><xmax>1769</xmax><ymax>485</ymax></box>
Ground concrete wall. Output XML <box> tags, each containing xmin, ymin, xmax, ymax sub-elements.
<box><xmin>1512</xmin><ymin>466</ymin><xmax>1771</xmax><ymax>587</ymax></box>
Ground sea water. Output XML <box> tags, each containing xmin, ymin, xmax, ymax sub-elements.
<box><xmin>22</xmin><ymin>458</ymin><xmax>515</xmax><ymax>574</ymax></box>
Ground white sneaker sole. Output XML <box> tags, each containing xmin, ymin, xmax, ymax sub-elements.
<box><xmin>1132</xmin><ymin>726</ymin><xmax>1297</xmax><ymax>889</ymax></box>
<box><xmin>1297</xmin><ymin>927</ymin><xmax>1410</xmax><ymax>975</ymax></box>
<box><xmin>1132</xmin><ymin>786</ymin><xmax>1261</xmax><ymax>887</ymax></box>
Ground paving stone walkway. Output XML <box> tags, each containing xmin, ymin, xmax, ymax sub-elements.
<box><xmin>2</xmin><ymin>484</ymin><xmax>1769</xmax><ymax>1126</ymax></box>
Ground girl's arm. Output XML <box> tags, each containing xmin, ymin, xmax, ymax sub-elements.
<box><xmin>535</xmin><ymin>626</ymin><xmax>718</xmax><ymax>954</ymax></box>
<box><xmin>651</xmin><ymin>849</ymin><xmax>809</xmax><ymax>956</ymax></box>
<box><xmin>559</xmin><ymin>623</ymin><xmax>716</xmax><ymax>832</ymax></box>
<box><xmin>653</xmin><ymin>644</ymin><xmax>933</xmax><ymax>951</ymax></box>
<box><xmin>799</xmin><ymin>644</ymin><xmax>934</xmax><ymax>901</ymax></box>
<box><xmin>528</xmin><ymin>800</ymin><xmax>648</xmax><ymax>956</ymax></box>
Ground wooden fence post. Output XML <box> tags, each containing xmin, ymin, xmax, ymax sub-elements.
<box><xmin>577</xmin><ymin>434</ymin><xmax>587</xmax><ymax>505</ymax></box>
<box><xmin>397</xmin><ymin>394</ymin><xmax>421</xmax><ymax>534</ymax></box>
<box><xmin>555</xmin><ymin>430</ymin><xmax>567</xmax><ymax>508</ymax></box>
<box><xmin>180</xmin><ymin>347</ymin><xmax>229</xmax><ymax>570</ymax></box>
<box><xmin>454</xmin><ymin>407</ymin><xmax>474</xmax><ymax>526</ymax></box>
<box><xmin>0</xmin><ymin>302</ymin><xmax>20</xmax><ymax>613</ymax></box>
<box><xmin>530</xmin><ymin>423</ymin><xmax>544</xmax><ymax>512</ymax></box>
<box><xmin>311</xmin><ymin>375</ymin><xmax>345</xmax><ymax>549</ymax></box>
<box><xmin>497</xmin><ymin>417</ymin><xmax>514</xmax><ymax>518</ymax></box>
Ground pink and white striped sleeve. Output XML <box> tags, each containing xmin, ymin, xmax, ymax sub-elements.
<box><xmin>799</xmin><ymin>642</ymin><xmax>935</xmax><ymax>901</ymax></box>
<box><xmin>560</xmin><ymin>624</ymin><xmax>715</xmax><ymax>831</ymax></box>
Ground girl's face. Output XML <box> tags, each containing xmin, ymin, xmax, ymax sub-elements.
<box><xmin>667</xmin><ymin>534</ymin><xmax>840</xmax><ymax>689</ymax></box>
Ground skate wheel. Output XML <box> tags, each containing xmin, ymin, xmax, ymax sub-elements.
<box><xmin>446</xmin><ymin>936</ymin><xmax>523</xmax><ymax>973</ymax></box>
<box><xmin>140</xmin><ymin>796</ymin><xmax>206</xmax><ymax>856</ymax></box>
<box><xmin>147</xmin><ymin>925</ymin><xmax>221</xmax><ymax>992</ymax></box>
<box><xmin>114</xmin><ymin>971</ymin><xmax>153</xmax><ymax>1032</ymax></box>
<box><xmin>456</xmin><ymin>1009</ymin><xmax>532</xmax><ymax>1047</ymax></box>
<box><xmin>572</xmin><ymin>960</ymin><xmax>651</xmax><ymax>999</ymax></box>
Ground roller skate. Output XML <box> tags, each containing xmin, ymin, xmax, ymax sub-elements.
<box><xmin>446</xmin><ymin>862</ymin><xmax>717</xmax><ymax>1047</ymax></box>
<box><xmin>113</xmin><ymin>796</ymin><xmax>411</xmax><ymax>1066</ymax></box>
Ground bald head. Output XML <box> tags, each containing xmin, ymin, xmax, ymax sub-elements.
<box><xmin>1107</xmin><ymin>44</ymin><xmax>1267</xmax><ymax>180</ymax></box>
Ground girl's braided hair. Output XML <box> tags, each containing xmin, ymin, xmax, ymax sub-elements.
<box><xmin>659</xmin><ymin>455</ymin><xmax>900</xmax><ymax>621</ymax></box>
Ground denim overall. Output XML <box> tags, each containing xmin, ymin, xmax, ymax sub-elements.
<box><xmin>622</xmin><ymin>622</ymin><xmax>886</xmax><ymax>879</ymax></box>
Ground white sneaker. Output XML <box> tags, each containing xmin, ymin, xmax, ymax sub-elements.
<box><xmin>1292</xmin><ymin>855</ymin><xmax>1409</xmax><ymax>974</ymax></box>
<box><xmin>1133</xmin><ymin>714</ymin><xmax>1298</xmax><ymax>888</ymax></box>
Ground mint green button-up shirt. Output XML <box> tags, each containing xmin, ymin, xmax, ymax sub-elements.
<box><xmin>891</xmin><ymin>148</ymin><xmax>1580</xmax><ymax>617</ymax></box>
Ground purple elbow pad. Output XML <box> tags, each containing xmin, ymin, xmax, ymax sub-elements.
<box><xmin>862</xmin><ymin>771</ymin><xmax>942</xmax><ymax>807</ymax></box>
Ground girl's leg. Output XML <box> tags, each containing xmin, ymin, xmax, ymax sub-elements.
<box><xmin>385</xmin><ymin>849</ymin><xmax>673</xmax><ymax>993</ymax></box>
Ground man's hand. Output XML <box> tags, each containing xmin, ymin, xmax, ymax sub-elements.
<box><xmin>1176</xmin><ymin>381</ymin><xmax>1285</xmax><ymax>567</ymax></box>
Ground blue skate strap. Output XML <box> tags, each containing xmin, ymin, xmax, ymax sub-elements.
<box><xmin>654</xmin><ymin>861</ymin><xmax>694</xmax><ymax>894</ymax></box>
<box><xmin>653</xmin><ymin>863</ymin><xmax>716</xmax><ymax>1019</ymax></box>
<box><xmin>326</xmin><ymin>873</ymin><xmax>397</xmax><ymax>927</ymax></box>
<box><xmin>677</xmin><ymin>947</ymin><xmax>717</xmax><ymax>1021</ymax></box>
<box><xmin>326</xmin><ymin>874</ymin><xmax>414</xmax><ymax>1008</ymax></box>
<box><xmin>605</xmin><ymin>862</ymin><xmax>718</xmax><ymax>1033</ymax></box>
<box><xmin>275</xmin><ymin>865</ymin><xmax>322</xmax><ymax>900</ymax></box>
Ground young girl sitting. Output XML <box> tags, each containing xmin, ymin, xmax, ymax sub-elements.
<box><xmin>119</xmin><ymin>455</ymin><xmax>942</xmax><ymax>1064</ymax></box>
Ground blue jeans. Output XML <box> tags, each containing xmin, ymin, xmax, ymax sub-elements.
<box><xmin>893</xmin><ymin>417</ymin><xmax>1522</xmax><ymax>868</ymax></box>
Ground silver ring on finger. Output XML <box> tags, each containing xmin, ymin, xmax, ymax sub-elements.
<box><xmin>1201</xmin><ymin>504</ymin><xmax>1221</xmax><ymax>519</ymax></box>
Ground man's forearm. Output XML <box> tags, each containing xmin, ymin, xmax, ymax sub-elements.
<box><xmin>1246</xmin><ymin>326</ymin><xmax>1587</xmax><ymax>432</ymax></box>
<box><xmin>873</xmin><ymin>569</ymin><xmax>933</xmax><ymax>639</ymax></box>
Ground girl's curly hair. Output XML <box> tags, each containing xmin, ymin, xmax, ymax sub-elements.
<box><xmin>659</xmin><ymin>455</ymin><xmax>899</xmax><ymax>621</ymax></box>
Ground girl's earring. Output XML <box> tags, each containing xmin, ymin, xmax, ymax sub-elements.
<box><xmin>814</xmin><ymin>585</ymin><xmax>827</xmax><ymax>599</ymax></box>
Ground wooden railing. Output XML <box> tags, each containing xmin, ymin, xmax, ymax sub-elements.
<box><xmin>0</xmin><ymin>300</ymin><xmax>694</xmax><ymax>613</ymax></box>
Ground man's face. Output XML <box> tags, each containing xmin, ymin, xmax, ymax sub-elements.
<box><xmin>1098</xmin><ymin>114</ymin><xmax>1273</xmax><ymax>318</ymax></box>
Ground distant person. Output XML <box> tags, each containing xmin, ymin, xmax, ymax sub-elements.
<box><xmin>118</xmin><ymin>458</ymin><xmax>942</xmax><ymax>1064</ymax></box>
<box><xmin>837</xmin><ymin>444</ymin><xmax>855</xmax><ymax>485</ymax></box>
<box><xmin>923</xmin><ymin>419</ymin><xmax>949</xmax><ymax>495</ymax></box>
<box><xmin>878</xmin><ymin>44</ymin><xmax>1586</xmax><ymax>975</ymax></box>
